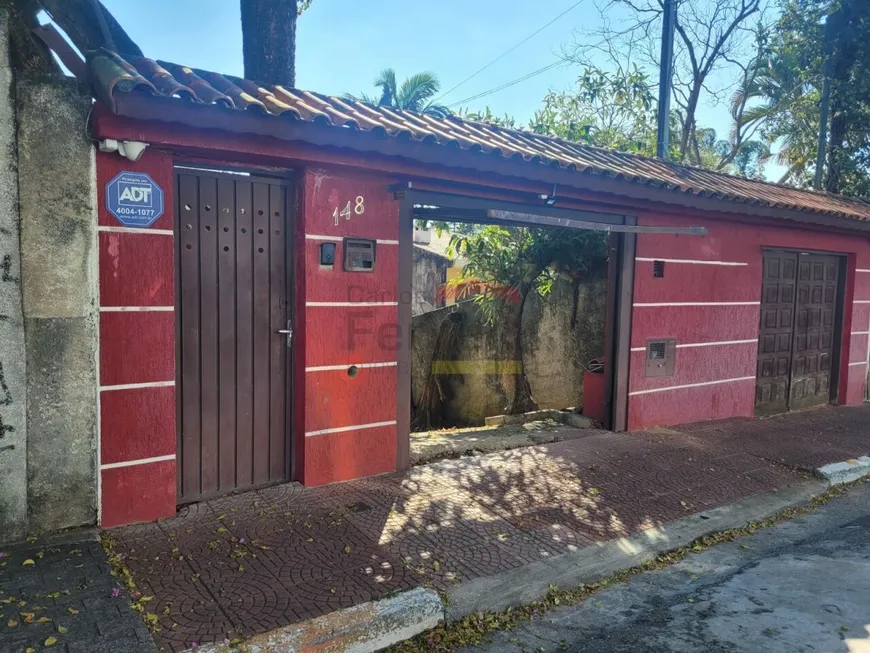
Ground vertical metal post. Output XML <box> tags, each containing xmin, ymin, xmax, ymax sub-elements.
<box><xmin>613</xmin><ymin>221</ymin><xmax>636</xmax><ymax>432</ymax></box>
<box><xmin>814</xmin><ymin>13</ymin><xmax>837</xmax><ymax>190</ymax></box>
<box><xmin>394</xmin><ymin>189</ymin><xmax>413</xmax><ymax>471</ymax></box>
<box><xmin>656</xmin><ymin>0</ymin><xmax>676</xmax><ymax>159</ymax></box>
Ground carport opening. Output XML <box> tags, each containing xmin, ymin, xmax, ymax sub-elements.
<box><xmin>409</xmin><ymin>202</ymin><xmax>613</xmax><ymax>436</ymax></box>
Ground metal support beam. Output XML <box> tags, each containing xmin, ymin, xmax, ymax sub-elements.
<box><xmin>395</xmin><ymin>191</ymin><xmax>413</xmax><ymax>471</ymax></box>
<box><xmin>487</xmin><ymin>210</ymin><xmax>706</xmax><ymax>235</ymax></box>
<box><xmin>814</xmin><ymin>12</ymin><xmax>838</xmax><ymax>190</ymax></box>
<box><xmin>656</xmin><ymin>0</ymin><xmax>676</xmax><ymax>159</ymax></box>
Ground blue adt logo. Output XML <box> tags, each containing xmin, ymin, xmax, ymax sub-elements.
<box><xmin>106</xmin><ymin>172</ymin><xmax>164</xmax><ymax>228</ymax></box>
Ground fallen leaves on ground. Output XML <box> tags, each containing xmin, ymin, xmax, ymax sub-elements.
<box><xmin>144</xmin><ymin>613</ymin><xmax>160</xmax><ymax>629</ymax></box>
<box><xmin>387</xmin><ymin>478</ymin><xmax>865</xmax><ymax>653</ymax></box>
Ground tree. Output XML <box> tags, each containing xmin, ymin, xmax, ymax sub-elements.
<box><xmin>347</xmin><ymin>69</ymin><xmax>451</xmax><ymax>118</ymax></box>
<box><xmin>564</xmin><ymin>0</ymin><xmax>767</xmax><ymax>169</ymax></box>
<box><xmin>531</xmin><ymin>65</ymin><xmax>659</xmax><ymax>154</ymax></box>
<box><xmin>33</xmin><ymin>0</ymin><xmax>310</xmax><ymax>88</ymax></box>
<box><xmin>448</xmin><ymin>226</ymin><xmax>608</xmax><ymax>415</ymax></box>
<box><xmin>732</xmin><ymin>48</ymin><xmax>817</xmax><ymax>183</ymax></box>
<box><xmin>745</xmin><ymin>0</ymin><xmax>870</xmax><ymax>194</ymax></box>
<box><xmin>240</xmin><ymin>0</ymin><xmax>306</xmax><ymax>86</ymax></box>
<box><xmin>466</xmin><ymin>65</ymin><xmax>769</xmax><ymax>177</ymax></box>
<box><xmin>821</xmin><ymin>0</ymin><xmax>870</xmax><ymax>193</ymax></box>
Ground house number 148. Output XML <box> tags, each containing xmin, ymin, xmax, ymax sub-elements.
<box><xmin>333</xmin><ymin>196</ymin><xmax>365</xmax><ymax>225</ymax></box>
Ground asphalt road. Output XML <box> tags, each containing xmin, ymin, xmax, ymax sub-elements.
<box><xmin>460</xmin><ymin>482</ymin><xmax>870</xmax><ymax>653</ymax></box>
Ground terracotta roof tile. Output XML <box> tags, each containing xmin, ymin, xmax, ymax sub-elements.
<box><xmin>85</xmin><ymin>50</ymin><xmax>870</xmax><ymax>224</ymax></box>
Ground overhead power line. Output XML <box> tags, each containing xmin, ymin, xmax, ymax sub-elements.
<box><xmin>448</xmin><ymin>60</ymin><xmax>567</xmax><ymax>108</ymax></box>
<box><xmin>432</xmin><ymin>0</ymin><xmax>586</xmax><ymax>104</ymax></box>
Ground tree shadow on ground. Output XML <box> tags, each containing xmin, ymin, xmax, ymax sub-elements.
<box><xmin>107</xmin><ymin>403</ymin><xmax>870</xmax><ymax>652</ymax></box>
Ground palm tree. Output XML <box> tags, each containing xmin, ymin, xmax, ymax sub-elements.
<box><xmin>346</xmin><ymin>69</ymin><xmax>451</xmax><ymax>118</ymax></box>
<box><xmin>732</xmin><ymin>51</ymin><xmax>821</xmax><ymax>185</ymax></box>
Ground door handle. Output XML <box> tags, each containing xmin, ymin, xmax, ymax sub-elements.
<box><xmin>277</xmin><ymin>322</ymin><xmax>292</xmax><ymax>347</ymax></box>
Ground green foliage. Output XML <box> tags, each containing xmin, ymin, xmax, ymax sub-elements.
<box><xmin>463</xmin><ymin>65</ymin><xmax>768</xmax><ymax>178</ymax></box>
<box><xmin>413</xmin><ymin>219</ymin><xmax>481</xmax><ymax>236</ymax></box>
<box><xmin>532</xmin><ymin>66</ymin><xmax>657</xmax><ymax>154</ymax></box>
<box><xmin>448</xmin><ymin>226</ymin><xmax>608</xmax><ymax>326</ymax></box>
<box><xmin>560</xmin><ymin>0</ymin><xmax>768</xmax><ymax>171</ymax></box>
<box><xmin>346</xmin><ymin>69</ymin><xmax>451</xmax><ymax>118</ymax></box>
<box><xmin>749</xmin><ymin>0</ymin><xmax>870</xmax><ymax>194</ymax></box>
<box><xmin>457</xmin><ymin>107</ymin><xmax>520</xmax><ymax>129</ymax></box>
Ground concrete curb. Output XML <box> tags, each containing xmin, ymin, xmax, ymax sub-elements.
<box><xmin>444</xmin><ymin>480</ymin><xmax>827</xmax><ymax>620</ymax></box>
<box><xmin>816</xmin><ymin>456</ymin><xmax>870</xmax><ymax>486</ymax></box>
<box><xmin>188</xmin><ymin>587</ymin><xmax>443</xmax><ymax>653</ymax></box>
<box><xmin>186</xmin><ymin>480</ymin><xmax>830</xmax><ymax>651</ymax></box>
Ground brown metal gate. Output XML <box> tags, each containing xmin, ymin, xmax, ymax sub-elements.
<box><xmin>176</xmin><ymin>169</ymin><xmax>292</xmax><ymax>503</ymax></box>
<box><xmin>756</xmin><ymin>250</ymin><xmax>841</xmax><ymax>416</ymax></box>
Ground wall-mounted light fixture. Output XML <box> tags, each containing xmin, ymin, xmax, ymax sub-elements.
<box><xmin>98</xmin><ymin>138</ymin><xmax>150</xmax><ymax>162</ymax></box>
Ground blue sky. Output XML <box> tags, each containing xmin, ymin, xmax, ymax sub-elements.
<box><xmin>99</xmin><ymin>0</ymin><xmax>763</xmax><ymax>171</ymax></box>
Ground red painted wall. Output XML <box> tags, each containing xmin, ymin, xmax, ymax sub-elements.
<box><xmin>96</xmin><ymin>150</ymin><xmax>404</xmax><ymax>525</ymax></box>
<box><xmin>296</xmin><ymin>168</ymin><xmax>400</xmax><ymax>486</ymax></box>
<box><xmin>96</xmin><ymin>149</ymin><xmax>177</xmax><ymax>527</ymax></box>
<box><xmin>628</xmin><ymin>213</ymin><xmax>870</xmax><ymax>430</ymax></box>
<box><xmin>91</xmin><ymin>111</ymin><xmax>870</xmax><ymax>523</ymax></box>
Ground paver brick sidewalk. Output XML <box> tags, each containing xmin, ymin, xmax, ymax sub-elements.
<box><xmin>0</xmin><ymin>532</ymin><xmax>154</xmax><ymax>653</ymax></box>
<box><xmin>108</xmin><ymin>405</ymin><xmax>867</xmax><ymax>652</ymax></box>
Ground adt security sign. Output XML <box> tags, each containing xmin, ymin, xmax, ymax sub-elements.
<box><xmin>106</xmin><ymin>172</ymin><xmax>164</xmax><ymax>228</ymax></box>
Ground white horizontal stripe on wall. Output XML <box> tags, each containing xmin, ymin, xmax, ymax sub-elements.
<box><xmin>98</xmin><ymin>226</ymin><xmax>174</xmax><ymax>236</ymax></box>
<box><xmin>633</xmin><ymin>301</ymin><xmax>760</xmax><ymax>308</ymax></box>
<box><xmin>636</xmin><ymin>257</ymin><xmax>748</xmax><ymax>267</ymax></box>
<box><xmin>100</xmin><ymin>454</ymin><xmax>176</xmax><ymax>470</ymax></box>
<box><xmin>306</xmin><ymin>362</ymin><xmax>398</xmax><ymax>372</ymax></box>
<box><xmin>630</xmin><ymin>339</ymin><xmax>757</xmax><ymax>352</ymax></box>
<box><xmin>629</xmin><ymin>376</ymin><xmax>756</xmax><ymax>396</ymax></box>
<box><xmin>305</xmin><ymin>420</ymin><xmax>398</xmax><ymax>437</ymax></box>
<box><xmin>305</xmin><ymin>234</ymin><xmax>399</xmax><ymax>245</ymax></box>
<box><xmin>848</xmin><ymin>361</ymin><xmax>868</xmax><ymax>367</ymax></box>
<box><xmin>306</xmin><ymin>301</ymin><xmax>398</xmax><ymax>307</ymax></box>
<box><xmin>856</xmin><ymin>269</ymin><xmax>870</xmax><ymax>273</ymax></box>
<box><xmin>100</xmin><ymin>380</ymin><xmax>175</xmax><ymax>392</ymax></box>
<box><xmin>851</xmin><ymin>331</ymin><xmax>870</xmax><ymax>336</ymax></box>
<box><xmin>854</xmin><ymin>300</ymin><xmax>870</xmax><ymax>304</ymax></box>
<box><xmin>99</xmin><ymin>306</ymin><xmax>174</xmax><ymax>312</ymax></box>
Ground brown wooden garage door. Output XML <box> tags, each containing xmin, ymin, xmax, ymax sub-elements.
<box><xmin>177</xmin><ymin>170</ymin><xmax>292</xmax><ymax>503</ymax></box>
<box><xmin>756</xmin><ymin>251</ymin><xmax>841</xmax><ymax>416</ymax></box>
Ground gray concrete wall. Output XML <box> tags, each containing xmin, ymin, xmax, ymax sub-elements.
<box><xmin>412</xmin><ymin>245</ymin><xmax>450</xmax><ymax>315</ymax></box>
<box><xmin>522</xmin><ymin>277</ymin><xmax>607</xmax><ymax>412</ymax></box>
<box><xmin>0</xmin><ymin>8</ymin><xmax>28</xmax><ymax>541</ymax></box>
<box><xmin>17</xmin><ymin>77</ymin><xmax>98</xmax><ymax>535</ymax></box>
<box><xmin>412</xmin><ymin>277</ymin><xmax>607</xmax><ymax>426</ymax></box>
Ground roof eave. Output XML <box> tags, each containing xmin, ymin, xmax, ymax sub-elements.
<box><xmin>108</xmin><ymin>93</ymin><xmax>870</xmax><ymax>233</ymax></box>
